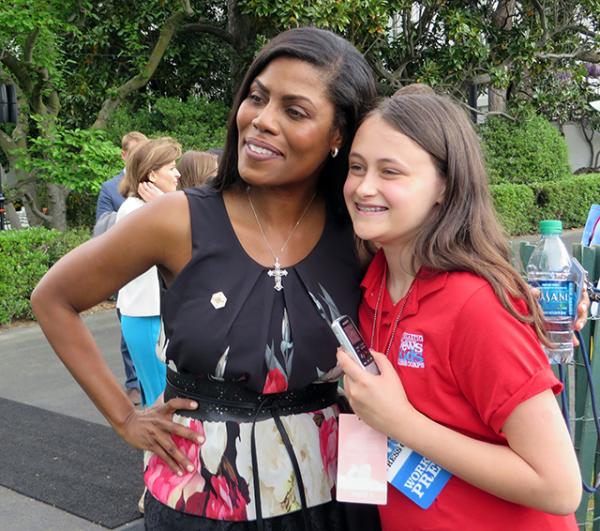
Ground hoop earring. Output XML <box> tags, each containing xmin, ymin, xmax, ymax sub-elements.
<box><xmin>331</xmin><ymin>147</ymin><xmax>339</xmax><ymax>158</ymax></box>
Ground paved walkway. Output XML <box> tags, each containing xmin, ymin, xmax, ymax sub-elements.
<box><xmin>0</xmin><ymin>309</ymin><xmax>143</xmax><ymax>531</ymax></box>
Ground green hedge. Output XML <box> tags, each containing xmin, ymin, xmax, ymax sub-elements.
<box><xmin>491</xmin><ymin>173</ymin><xmax>600</xmax><ymax>235</ymax></box>
<box><xmin>480</xmin><ymin>114</ymin><xmax>571</xmax><ymax>184</ymax></box>
<box><xmin>490</xmin><ymin>183</ymin><xmax>537</xmax><ymax>235</ymax></box>
<box><xmin>0</xmin><ymin>227</ymin><xmax>90</xmax><ymax>324</ymax></box>
<box><xmin>533</xmin><ymin>174</ymin><xmax>600</xmax><ymax>227</ymax></box>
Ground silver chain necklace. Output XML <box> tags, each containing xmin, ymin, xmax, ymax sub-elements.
<box><xmin>246</xmin><ymin>186</ymin><xmax>317</xmax><ymax>291</ymax></box>
<box><xmin>370</xmin><ymin>263</ymin><xmax>415</xmax><ymax>356</ymax></box>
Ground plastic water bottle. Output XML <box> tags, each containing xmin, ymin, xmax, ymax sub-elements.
<box><xmin>526</xmin><ymin>220</ymin><xmax>575</xmax><ymax>364</ymax></box>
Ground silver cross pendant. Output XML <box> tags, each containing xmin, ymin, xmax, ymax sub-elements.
<box><xmin>268</xmin><ymin>259</ymin><xmax>288</xmax><ymax>291</ymax></box>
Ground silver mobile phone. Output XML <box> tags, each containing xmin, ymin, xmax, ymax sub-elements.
<box><xmin>331</xmin><ymin>315</ymin><xmax>380</xmax><ymax>375</ymax></box>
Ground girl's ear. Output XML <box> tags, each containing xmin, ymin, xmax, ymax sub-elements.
<box><xmin>148</xmin><ymin>172</ymin><xmax>156</xmax><ymax>183</ymax></box>
<box><xmin>435</xmin><ymin>182</ymin><xmax>446</xmax><ymax>205</ymax></box>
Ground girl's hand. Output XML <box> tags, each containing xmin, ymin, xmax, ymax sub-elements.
<box><xmin>118</xmin><ymin>397</ymin><xmax>203</xmax><ymax>476</ymax></box>
<box><xmin>138</xmin><ymin>181</ymin><xmax>164</xmax><ymax>202</ymax></box>
<box><xmin>336</xmin><ymin>348</ymin><xmax>415</xmax><ymax>438</ymax></box>
<box><xmin>531</xmin><ymin>286</ymin><xmax>589</xmax><ymax>346</ymax></box>
<box><xmin>573</xmin><ymin>288</ymin><xmax>589</xmax><ymax>346</ymax></box>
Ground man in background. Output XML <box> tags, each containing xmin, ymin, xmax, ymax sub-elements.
<box><xmin>95</xmin><ymin>131</ymin><xmax>147</xmax><ymax>405</ymax></box>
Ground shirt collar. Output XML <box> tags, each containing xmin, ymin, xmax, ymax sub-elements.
<box><xmin>361</xmin><ymin>249</ymin><xmax>448</xmax><ymax>316</ymax></box>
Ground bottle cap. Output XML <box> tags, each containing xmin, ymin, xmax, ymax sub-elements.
<box><xmin>539</xmin><ymin>220</ymin><xmax>563</xmax><ymax>235</ymax></box>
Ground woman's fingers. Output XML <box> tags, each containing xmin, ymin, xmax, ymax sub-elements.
<box><xmin>166</xmin><ymin>418</ymin><xmax>205</xmax><ymax>445</ymax></box>
<box><xmin>154</xmin><ymin>430</ymin><xmax>196</xmax><ymax>474</ymax></box>
<box><xmin>163</xmin><ymin>398</ymin><xmax>198</xmax><ymax>414</ymax></box>
<box><xmin>151</xmin><ymin>440</ymin><xmax>187</xmax><ymax>476</ymax></box>
<box><xmin>158</xmin><ymin>398</ymin><xmax>203</xmax><ymax>443</ymax></box>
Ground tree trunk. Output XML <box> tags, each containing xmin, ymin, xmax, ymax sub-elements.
<box><xmin>487</xmin><ymin>0</ymin><xmax>516</xmax><ymax>113</ymax></box>
<box><xmin>92</xmin><ymin>9</ymin><xmax>190</xmax><ymax>129</ymax></box>
<box><xmin>227</xmin><ymin>0</ymin><xmax>257</xmax><ymax>96</ymax></box>
<box><xmin>4</xmin><ymin>202</ymin><xmax>23</xmax><ymax>230</ymax></box>
<box><xmin>488</xmin><ymin>86</ymin><xmax>507</xmax><ymax>113</ymax></box>
<box><xmin>47</xmin><ymin>183</ymin><xmax>69</xmax><ymax>231</ymax></box>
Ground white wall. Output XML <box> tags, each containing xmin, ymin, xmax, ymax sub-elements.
<box><xmin>558</xmin><ymin>122</ymin><xmax>600</xmax><ymax>172</ymax></box>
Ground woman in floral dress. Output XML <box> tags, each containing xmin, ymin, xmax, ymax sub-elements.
<box><xmin>32</xmin><ymin>27</ymin><xmax>380</xmax><ymax>531</ymax></box>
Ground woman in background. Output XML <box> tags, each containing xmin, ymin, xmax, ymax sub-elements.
<box><xmin>177</xmin><ymin>150</ymin><xmax>219</xmax><ymax>188</ymax></box>
<box><xmin>116</xmin><ymin>137</ymin><xmax>181</xmax><ymax>407</ymax></box>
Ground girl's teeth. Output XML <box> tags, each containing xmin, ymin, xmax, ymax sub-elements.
<box><xmin>358</xmin><ymin>205</ymin><xmax>386</xmax><ymax>212</ymax></box>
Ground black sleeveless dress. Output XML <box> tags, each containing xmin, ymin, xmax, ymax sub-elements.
<box><xmin>143</xmin><ymin>187</ymin><xmax>380</xmax><ymax>531</ymax></box>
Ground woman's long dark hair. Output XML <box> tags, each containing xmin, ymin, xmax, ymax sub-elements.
<box><xmin>369</xmin><ymin>94</ymin><xmax>549</xmax><ymax>343</ymax></box>
<box><xmin>211</xmin><ymin>27</ymin><xmax>377</xmax><ymax>222</ymax></box>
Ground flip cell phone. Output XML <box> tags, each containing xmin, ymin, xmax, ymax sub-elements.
<box><xmin>331</xmin><ymin>315</ymin><xmax>380</xmax><ymax>375</ymax></box>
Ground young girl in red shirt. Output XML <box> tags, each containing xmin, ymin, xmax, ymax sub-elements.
<box><xmin>337</xmin><ymin>91</ymin><xmax>582</xmax><ymax>530</ymax></box>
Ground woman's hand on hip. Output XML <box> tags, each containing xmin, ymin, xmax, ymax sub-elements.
<box><xmin>118</xmin><ymin>398</ymin><xmax>203</xmax><ymax>476</ymax></box>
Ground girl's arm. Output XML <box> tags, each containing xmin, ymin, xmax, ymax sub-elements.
<box><xmin>337</xmin><ymin>349</ymin><xmax>582</xmax><ymax>515</ymax></box>
<box><xmin>31</xmin><ymin>192</ymin><xmax>202</xmax><ymax>475</ymax></box>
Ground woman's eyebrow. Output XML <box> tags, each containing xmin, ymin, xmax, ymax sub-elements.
<box><xmin>253</xmin><ymin>79</ymin><xmax>269</xmax><ymax>94</ymax></box>
<box><xmin>254</xmin><ymin>78</ymin><xmax>315</xmax><ymax>106</ymax></box>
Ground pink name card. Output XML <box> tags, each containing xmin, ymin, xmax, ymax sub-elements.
<box><xmin>336</xmin><ymin>413</ymin><xmax>388</xmax><ymax>505</ymax></box>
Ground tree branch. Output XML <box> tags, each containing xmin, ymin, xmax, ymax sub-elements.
<box><xmin>23</xmin><ymin>191</ymin><xmax>52</xmax><ymax>223</ymax></box>
<box><xmin>551</xmin><ymin>23</ymin><xmax>597</xmax><ymax>40</ymax></box>
<box><xmin>30</xmin><ymin>67</ymin><xmax>50</xmax><ymax>115</ymax></box>
<box><xmin>536</xmin><ymin>50</ymin><xmax>600</xmax><ymax>62</ymax></box>
<box><xmin>459</xmin><ymin>101</ymin><xmax>516</xmax><ymax>121</ymax></box>
<box><xmin>179</xmin><ymin>22</ymin><xmax>234</xmax><ymax>45</ymax></box>
<box><xmin>0</xmin><ymin>129</ymin><xmax>18</xmax><ymax>159</ymax></box>
<box><xmin>9</xmin><ymin>175</ymin><xmax>38</xmax><ymax>190</ymax></box>
<box><xmin>4</xmin><ymin>202</ymin><xmax>24</xmax><ymax>230</ymax></box>
<box><xmin>492</xmin><ymin>0</ymin><xmax>516</xmax><ymax>31</ymax></box>
<box><xmin>366</xmin><ymin>54</ymin><xmax>397</xmax><ymax>87</ymax></box>
<box><xmin>181</xmin><ymin>0</ymin><xmax>193</xmax><ymax>16</ymax></box>
<box><xmin>0</xmin><ymin>51</ymin><xmax>32</xmax><ymax>95</ymax></box>
<box><xmin>531</xmin><ymin>0</ymin><xmax>548</xmax><ymax>44</ymax></box>
<box><xmin>92</xmin><ymin>8</ymin><xmax>192</xmax><ymax>129</ymax></box>
<box><xmin>12</xmin><ymin>84</ymin><xmax>30</xmax><ymax>149</ymax></box>
<box><xmin>23</xmin><ymin>28</ymin><xmax>40</xmax><ymax>64</ymax></box>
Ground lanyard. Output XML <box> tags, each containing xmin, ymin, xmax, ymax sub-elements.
<box><xmin>369</xmin><ymin>263</ymin><xmax>415</xmax><ymax>356</ymax></box>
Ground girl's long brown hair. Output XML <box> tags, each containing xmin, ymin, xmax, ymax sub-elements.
<box><xmin>369</xmin><ymin>93</ymin><xmax>548</xmax><ymax>343</ymax></box>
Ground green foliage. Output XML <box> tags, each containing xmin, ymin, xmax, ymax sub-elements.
<box><xmin>479</xmin><ymin>114</ymin><xmax>571</xmax><ymax>185</ymax></box>
<box><xmin>239</xmin><ymin>0</ymin><xmax>389</xmax><ymax>43</ymax></box>
<box><xmin>13</xmin><ymin>123</ymin><xmax>121</xmax><ymax>194</ymax></box>
<box><xmin>0</xmin><ymin>227</ymin><xmax>90</xmax><ymax>324</ymax></box>
<box><xmin>105</xmin><ymin>96</ymin><xmax>228</xmax><ymax>150</ymax></box>
<box><xmin>490</xmin><ymin>174</ymin><xmax>600</xmax><ymax>235</ymax></box>
<box><xmin>60</xmin><ymin>0</ymin><xmax>232</xmax><ymax>127</ymax></box>
<box><xmin>0</xmin><ymin>0</ymin><xmax>74</xmax><ymax>88</ymax></box>
<box><xmin>490</xmin><ymin>183</ymin><xmax>536</xmax><ymax>235</ymax></box>
<box><xmin>67</xmin><ymin>190</ymin><xmax>97</xmax><ymax>229</ymax></box>
<box><xmin>533</xmin><ymin>174</ymin><xmax>600</xmax><ymax>228</ymax></box>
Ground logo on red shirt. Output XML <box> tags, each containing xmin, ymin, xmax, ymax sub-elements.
<box><xmin>398</xmin><ymin>332</ymin><xmax>425</xmax><ymax>368</ymax></box>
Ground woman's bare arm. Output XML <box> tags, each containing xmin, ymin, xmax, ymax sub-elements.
<box><xmin>31</xmin><ymin>192</ymin><xmax>202</xmax><ymax>474</ymax></box>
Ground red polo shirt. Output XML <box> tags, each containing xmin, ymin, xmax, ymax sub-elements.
<box><xmin>359</xmin><ymin>250</ymin><xmax>577</xmax><ymax>531</ymax></box>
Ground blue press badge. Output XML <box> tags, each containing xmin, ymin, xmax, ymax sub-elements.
<box><xmin>387</xmin><ymin>438</ymin><xmax>451</xmax><ymax>509</ymax></box>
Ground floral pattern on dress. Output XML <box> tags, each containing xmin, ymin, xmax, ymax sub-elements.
<box><xmin>262</xmin><ymin>309</ymin><xmax>294</xmax><ymax>394</ymax></box>
<box><xmin>144</xmin><ymin>407</ymin><xmax>340</xmax><ymax>521</ymax></box>
<box><xmin>311</xmin><ymin>284</ymin><xmax>345</xmax><ymax>383</ymax></box>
